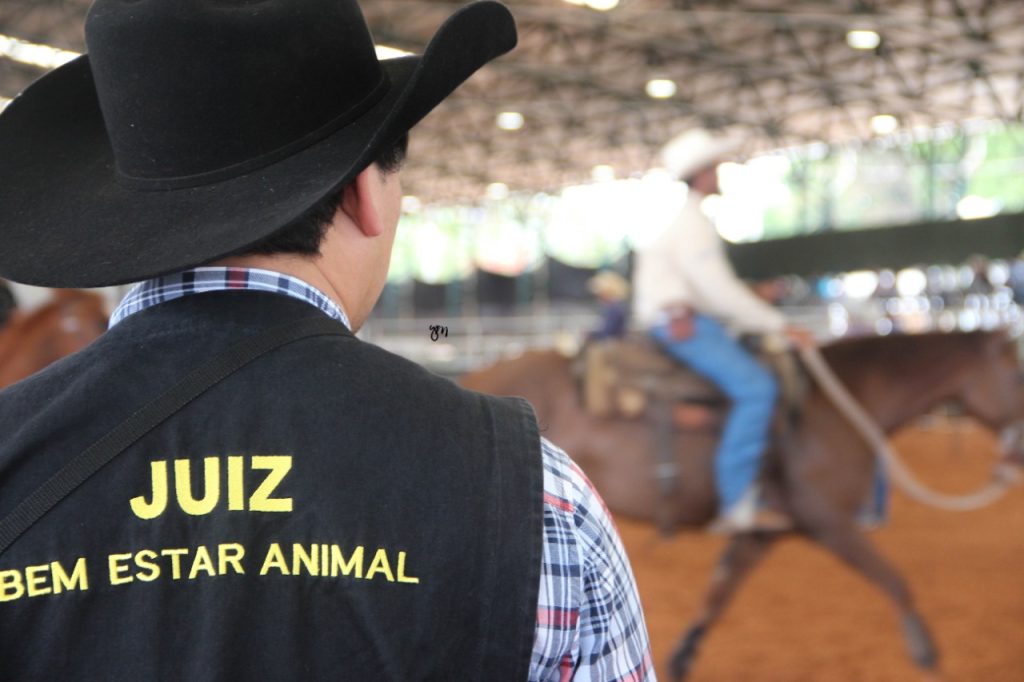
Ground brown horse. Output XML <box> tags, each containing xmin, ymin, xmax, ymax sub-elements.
<box><xmin>461</xmin><ymin>331</ymin><xmax>1024</xmax><ymax>681</ymax></box>
<box><xmin>0</xmin><ymin>290</ymin><xmax>109</xmax><ymax>388</ymax></box>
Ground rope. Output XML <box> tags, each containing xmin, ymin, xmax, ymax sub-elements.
<box><xmin>798</xmin><ymin>345</ymin><xmax>1022</xmax><ymax>512</ymax></box>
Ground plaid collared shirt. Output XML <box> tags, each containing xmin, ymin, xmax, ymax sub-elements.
<box><xmin>111</xmin><ymin>267</ymin><xmax>654</xmax><ymax>682</ymax></box>
<box><xmin>109</xmin><ymin>267</ymin><xmax>352</xmax><ymax>329</ymax></box>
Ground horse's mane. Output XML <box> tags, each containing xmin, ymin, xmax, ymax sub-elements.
<box><xmin>820</xmin><ymin>330</ymin><xmax>1004</xmax><ymax>384</ymax></box>
<box><xmin>823</xmin><ymin>329</ymin><xmax>998</xmax><ymax>356</ymax></box>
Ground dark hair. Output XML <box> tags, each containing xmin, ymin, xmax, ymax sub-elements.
<box><xmin>241</xmin><ymin>132</ymin><xmax>409</xmax><ymax>256</ymax></box>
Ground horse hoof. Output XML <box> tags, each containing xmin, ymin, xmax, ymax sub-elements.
<box><xmin>919</xmin><ymin>671</ymin><xmax>945</xmax><ymax>682</ymax></box>
<box><xmin>667</xmin><ymin>658</ymin><xmax>688</xmax><ymax>681</ymax></box>
<box><xmin>667</xmin><ymin>647</ymin><xmax>693</xmax><ymax>681</ymax></box>
<box><xmin>668</xmin><ymin>623</ymin><xmax>706</xmax><ymax>681</ymax></box>
<box><xmin>901</xmin><ymin>612</ymin><xmax>939</xmax><ymax>670</ymax></box>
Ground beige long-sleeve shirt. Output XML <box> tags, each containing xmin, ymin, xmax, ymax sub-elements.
<box><xmin>633</xmin><ymin>192</ymin><xmax>787</xmax><ymax>334</ymax></box>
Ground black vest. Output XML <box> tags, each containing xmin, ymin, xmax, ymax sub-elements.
<box><xmin>0</xmin><ymin>292</ymin><xmax>542</xmax><ymax>681</ymax></box>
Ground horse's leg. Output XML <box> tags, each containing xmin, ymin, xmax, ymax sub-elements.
<box><xmin>808</xmin><ymin>521</ymin><xmax>941</xmax><ymax>679</ymax></box>
<box><xmin>668</xmin><ymin>532</ymin><xmax>776</xmax><ymax>681</ymax></box>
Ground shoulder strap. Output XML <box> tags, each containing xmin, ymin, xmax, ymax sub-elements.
<box><xmin>0</xmin><ymin>315</ymin><xmax>348</xmax><ymax>557</ymax></box>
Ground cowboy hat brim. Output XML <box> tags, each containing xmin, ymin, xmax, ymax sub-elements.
<box><xmin>0</xmin><ymin>1</ymin><xmax>515</xmax><ymax>288</ymax></box>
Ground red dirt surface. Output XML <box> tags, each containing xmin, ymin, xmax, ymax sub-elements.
<box><xmin>614</xmin><ymin>422</ymin><xmax>1024</xmax><ymax>681</ymax></box>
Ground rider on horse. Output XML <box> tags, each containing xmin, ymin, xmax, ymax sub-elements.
<box><xmin>586</xmin><ymin>270</ymin><xmax>631</xmax><ymax>342</ymax></box>
<box><xmin>634</xmin><ymin>129</ymin><xmax>815</xmax><ymax>533</ymax></box>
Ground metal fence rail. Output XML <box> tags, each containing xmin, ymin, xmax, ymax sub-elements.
<box><xmin>358</xmin><ymin>300</ymin><xmax>1023</xmax><ymax>378</ymax></box>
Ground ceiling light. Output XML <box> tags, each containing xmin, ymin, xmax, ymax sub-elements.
<box><xmin>870</xmin><ymin>114</ymin><xmax>898</xmax><ymax>135</ymax></box>
<box><xmin>496</xmin><ymin>111</ymin><xmax>524</xmax><ymax>131</ymax></box>
<box><xmin>645</xmin><ymin>79</ymin><xmax>677</xmax><ymax>99</ymax></box>
<box><xmin>591</xmin><ymin>165</ymin><xmax>615</xmax><ymax>182</ymax></box>
<box><xmin>401</xmin><ymin>195</ymin><xmax>422</xmax><ymax>214</ymax></box>
<box><xmin>562</xmin><ymin>0</ymin><xmax>619</xmax><ymax>10</ymax></box>
<box><xmin>846</xmin><ymin>29</ymin><xmax>881</xmax><ymax>50</ymax></box>
<box><xmin>486</xmin><ymin>182</ymin><xmax>509</xmax><ymax>200</ymax></box>
<box><xmin>956</xmin><ymin>195</ymin><xmax>1000</xmax><ymax>220</ymax></box>
<box><xmin>374</xmin><ymin>44</ymin><xmax>413</xmax><ymax>59</ymax></box>
<box><xmin>0</xmin><ymin>34</ymin><xmax>79</xmax><ymax>69</ymax></box>
<box><xmin>0</xmin><ymin>96</ymin><xmax>11</xmax><ymax>112</ymax></box>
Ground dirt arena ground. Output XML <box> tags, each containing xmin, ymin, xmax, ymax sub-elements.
<box><xmin>615</xmin><ymin>421</ymin><xmax>1024</xmax><ymax>681</ymax></box>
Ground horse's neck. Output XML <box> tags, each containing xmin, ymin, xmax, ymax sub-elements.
<box><xmin>827</xmin><ymin>336</ymin><xmax>974</xmax><ymax>433</ymax></box>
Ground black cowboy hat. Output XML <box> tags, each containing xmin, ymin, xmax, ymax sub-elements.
<box><xmin>0</xmin><ymin>0</ymin><xmax>516</xmax><ymax>288</ymax></box>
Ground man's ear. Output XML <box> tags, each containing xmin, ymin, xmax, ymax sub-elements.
<box><xmin>339</xmin><ymin>165</ymin><xmax>384</xmax><ymax>237</ymax></box>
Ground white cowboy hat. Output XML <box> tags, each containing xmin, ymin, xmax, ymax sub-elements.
<box><xmin>660</xmin><ymin>129</ymin><xmax>744</xmax><ymax>181</ymax></box>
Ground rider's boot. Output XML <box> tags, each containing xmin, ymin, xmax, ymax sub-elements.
<box><xmin>708</xmin><ymin>485</ymin><xmax>793</xmax><ymax>534</ymax></box>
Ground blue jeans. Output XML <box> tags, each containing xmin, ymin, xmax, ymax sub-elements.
<box><xmin>651</xmin><ymin>315</ymin><xmax>778</xmax><ymax>511</ymax></box>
